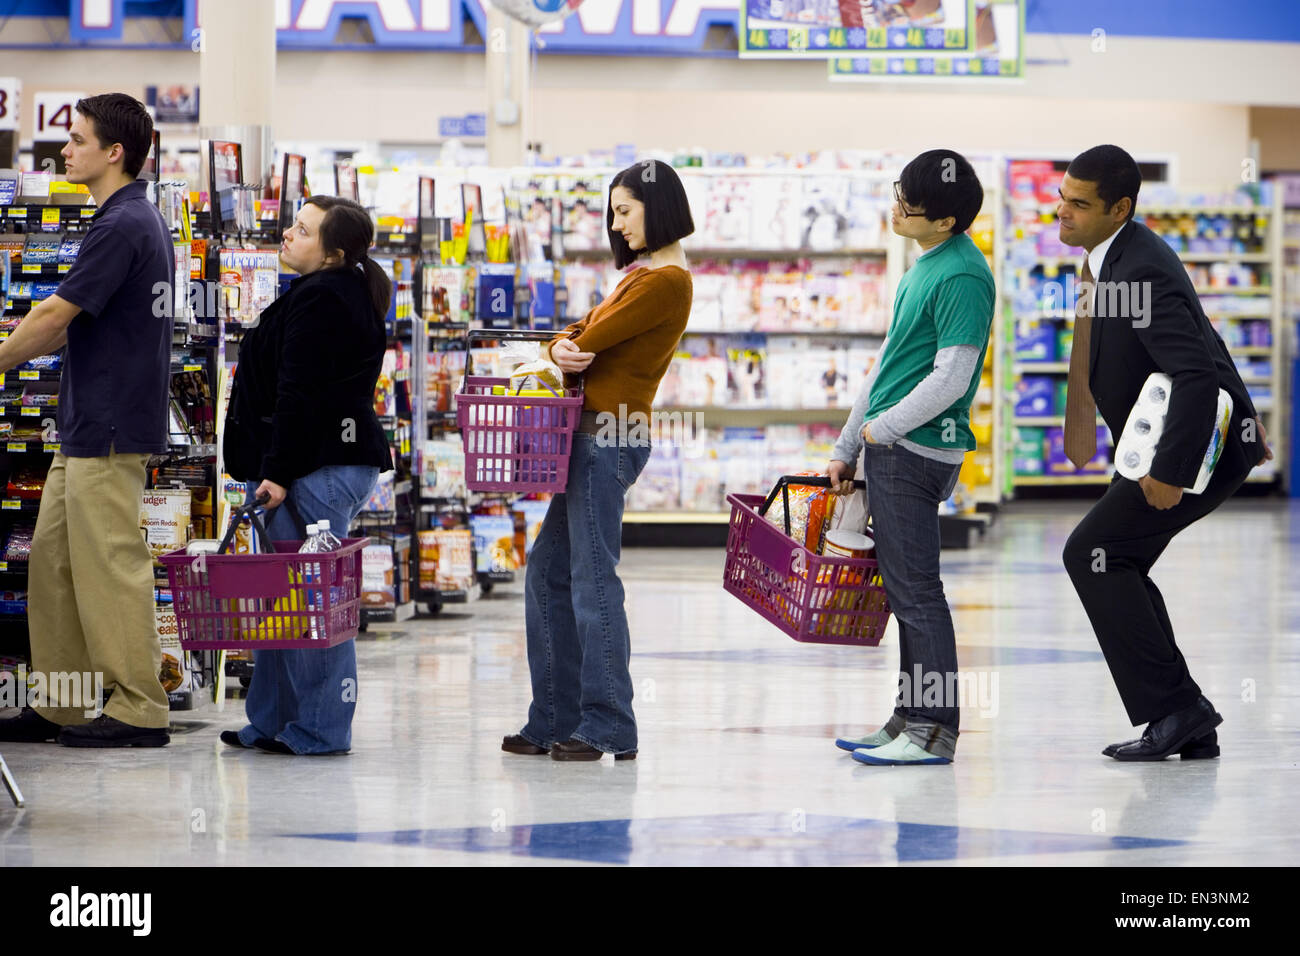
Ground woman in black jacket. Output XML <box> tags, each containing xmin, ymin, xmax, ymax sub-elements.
<box><xmin>220</xmin><ymin>195</ymin><xmax>393</xmax><ymax>755</ymax></box>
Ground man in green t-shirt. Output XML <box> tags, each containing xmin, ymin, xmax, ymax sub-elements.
<box><xmin>827</xmin><ymin>149</ymin><xmax>995</xmax><ymax>765</ymax></box>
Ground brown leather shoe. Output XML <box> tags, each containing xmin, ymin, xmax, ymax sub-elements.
<box><xmin>502</xmin><ymin>734</ymin><xmax>548</xmax><ymax>755</ymax></box>
<box><xmin>550</xmin><ymin>739</ymin><xmax>636</xmax><ymax>761</ymax></box>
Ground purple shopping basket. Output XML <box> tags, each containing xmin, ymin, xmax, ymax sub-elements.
<box><xmin>159</xmin><ymin>537</ymin><xmax>368</xmax><ymax>650</ymax></box>
<box><xmin>455</xmin><ymin>329</ymin><xmax>583</xmax><ymax>493</ymax></box>
<box><xmin>722</xmin><ymin>489</ymin><xmax>891</xmax><ymax>647</ymax></box>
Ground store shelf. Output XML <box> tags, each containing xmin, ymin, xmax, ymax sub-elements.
<box><xmin>1206</xmin><ymin>313</ymin><xmax>1272</xmax><ymax>321</ymax></box>
<box><xmin>0</xmin><ymin>561</ymin><xmax>29</xmax><ymax>573</ymax></box>
<box><xmin>1192</xmin><ymin>286</ymin><xmax>1271</xmax><ymax>295</ymax></box>
<box><xmin>1</xmin><ymin>441</ymin><xmax>61</xmax><ymax>454</ymax></box>
<box><xmin>563</xmin><ymin>247</ymin><xmax>888</xmax><ymax>260</ymax></box>
<box><xmin>1228</xmin><ymin>346</ymin><xmax>1275</xmax><ymax>356</ymax></box>
<box><xmin>682</xmin><ymin>328</ymin><xmax>886</xmax><ymax>338</ymax></box>
<box><xmin>654</xmin><ymin>406</ymin><xmax>849</xmax><ymax>423</ymax></box>
<box><xmin>1178</xmin><ymin>252</ymin><xmax>1271</xmax><ymax>263</ymax></box>
<box><xmin>0</xmin><ymin>406</ymin><xmax>56</xmax><ymax>420</ymax></box>
<box><xmin>624</xmin><ymin>511</ymin><xmax>731</xmax><ymax>524</ymax></box>
<box><xmin>1014</xmin><ymin>362</ymin><xmax>1070</xmax><ymax>374</ymax></box>
<box><xmin>0</xmin><ymin>371</ymin><xmax>62</xmax><ymax>387</ymax></box>
<box><xmin>0</xmin><ymin>499</ymin><xmax>41</xmax><ymax>514</ymax></box>
<box><xmin>1013</xmin><ymin>474</ymin><xmax>1113</xmax><ymax>486</ymax></box>
<box><xmin>1012</xmin><ymin>416</ymin><xmax>1065</xmax><ymax>426</ymax></box>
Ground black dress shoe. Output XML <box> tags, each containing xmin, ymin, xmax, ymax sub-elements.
<box><xmin>1103</xmin><ymin>730</ymin><xmax>1219</xmax><ymax>759</ymax></box>
<box><xmin>58</xmin><ymin>715</ymin><xmax>169</xmax><ymax>749</ymax></box>
<box><xmin>252</xmin><ymin>737</ymin><xmax>295</xmax><ymax>754</ymax></box>
<box><xmin>502</xmin><ymin>734</ymin><xmax>548</xmax><ymax>755</ymax></box>
<box><xmin>220</xmin><ymin>730</ymin><xmax>252</xmax><ymax>749</ymax></box>
<box><xmin>1112</xmin><ymin>697</ymin><xmax>1222</xmax><ymax>762</ymax></box>
<box><xmin>550</xmin><ymin>739</ymin><xmax>636</xmax><ymax>762</ymax></box>
<box><xmin>0</xmin><ymin>707</ymin><xmax>61</xmax><ymax>742</ymax></box>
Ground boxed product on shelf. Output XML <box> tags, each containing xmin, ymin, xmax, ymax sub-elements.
<box><xmin>513</xmin><ymin>498</ymin><xmax>552</xmax><ymax>557</ymax></box>
<box><xmin>22</xmin><ymin>234</ymin><xmax>62</xmax><ymax>265</ymax></box>
<box><xmin>1015</xmin><ymin>376</ymin><xmax>1055</xmax><ymax>417</ymax></box>
<box><xmin>1015</xmin><ymin>324</ymin><xmax>1058</xmax><ymax>362</ymax></box>
<box><xmin>139</xmin><ymin>489</ymin><xmax>192</xmax><ymax>560</ymax></box>
<box><xmin>362</xmin><ymin>471</ymin><xmax>396</xmax><ymax>512</ymax></box>
<box><xmin>156</xmin><ymin>606</ymin><xmax>192</xmax><ymax>696</ymax></box>
<box><xmin>1044</xmin><ymin>425</ymin><xmax>1111</xmax><ymax>475</ymax></box>
<box><xmin>422</xmin><ymin>438</ymin><xmax>466</xmax><ymax>499</ymax></box>
<box><xmin>57</xmin><ymin>235</ymin><xmax>82</xmax><ymax>268</ymax></box>
<box><xmin>6</xmin><ymin>466</ymin><xmax>46</xmax><ymax>499</ymax></box>
<box><xmin>361</xmin><ymin>543</ymin><xmax>396</xmax><ymax>609</ymax></box>
<box><xmin>20</xmin><ymin>387</ymin><xmax>57</xmax><ymax>406</ymax></box>
<box><xmin>1013</xmin><ymin>426</ymin><xmax>1046</xmax><ymax>476</ymax></box>
<box><xmin>218</xmin><ymin>248</ymin><xmax>279</xmax><ymax>325</ymax></box>
<box><xmin>469</xmin><ymin>512</ymin><xmax>518</xmax><ymax>573</ymax></box>
<box><xmin>725</xmin><ymin>334</ymin><xmax>767</xmax><ymax>407</ymax></box>
<box><xmin>0</xmin><ymin>591</ymin><xmax>26</xmax><ymax>615</ymax></box>
<box><xmin>3</xmin><ymin>523</ymin><xmax>35</xmax><ymax>563</ymax></box>
<box><xmin>0</xmin><ymin>170</ymin><xmax>19</xmax><ymax>206</ymax></box>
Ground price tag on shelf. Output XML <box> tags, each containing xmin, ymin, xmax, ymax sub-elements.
<box><xmin>1</xmin><ymin>501</ymin><xmax>19</xmax><ymax>510</ymax></box>
<box><xmin>183</xmin><ymin>364</ymin><xmax>202</xmax><ymax>372</ymax></box>
<box><xmin>21</xmin><ymin>263</ymin><xmax>41</xmax><ymax>274</ymax></box>
<box><xmin>6</xmin><ymin>442</ymin><xmax>25</xmax><ymax>452</ymax></box>
<box><xmin>80</xmin><ymin>207</ymin><xmax>95</xmax><ymax>218</ymax></box>
<box><xmin>20</xmin><ymin>407</ymin><xmax>39</xmax><ymax>417</ymax></box>
<box><xmin>58</xmin><ymin>263</ymin><xmax>72</xmax><ymax>273</ymax></box>
<box><xmin>41</xmin><ymin>208</ymin><xmax>60</xmax><ymax>227</ymax></box>
<box><xmin>43</xmin><ymin>442</ymin><xmax>60</xmax><ymax>453</ymax></box>
<box><xmin>0</xmin><ymin>562</ymin><xmax>7</xmax><ymax>571</ymax></box>
<box><xmin>388</xmin><ymin>232</ymin><xmax>405</xmax><ymax>243</ymax></box>
<box><xmin>7</xmin><ymin>207</ymin><xmax>25</xmax><ymax>219</ymax></box>
<box><xmin>17</xmin><ymin>371</ymin><xmax>39</xmax><ymax>380</ymax></box>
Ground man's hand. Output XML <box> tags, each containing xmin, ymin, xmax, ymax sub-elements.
<box><xmin>1254</xmin><ymin>419</ymin><xmax>1274</xmax><ymax>465</ymax></box>
<box><xmin>826</xmin><ymin>459</ymin><xmax>856</xmax><ymax>495</ymax></box>
<box><xmin>861</xmin><ymin>421</ymin><xmax>881</xmax><ymax>445</ymax></box>
<box><xmin>1138</xmin><ymin>474</ymin><xmax>1183</xmax><ymax>510</ymax></box>
<box><xmin>256</xmin><ymin>479</ymin><xmax>288</xmax><ymax>509</ymax></box>
<box><xmin>550</xmin><ymin>338</ymin><xmax>595</xmax><ymax>374</ymax></box>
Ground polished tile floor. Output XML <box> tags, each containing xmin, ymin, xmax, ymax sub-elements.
<box><xmin>2</xmin><ymin>499</ymin><xmax>1297</xmax><ymax>866</ymax></box>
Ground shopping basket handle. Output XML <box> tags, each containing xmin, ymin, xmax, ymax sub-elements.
<box><xmin>760</xmin><ymin>475</ymin><xmax>867</xmax><ymax>538</ymax></box>
<box><xmin>216</xmin><ymin>491</ymin><xmax>278</xmax><ymax>555</ymax></box>
<box><xmin>463</xmin><ymin>327</ymin><xmax>584</xmax><ymax>391</ymax></box>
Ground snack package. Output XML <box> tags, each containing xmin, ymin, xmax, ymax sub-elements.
<box><xmin>762</xmin><ymin>472</ymin><xmax>837</xmax><ymax>554</ymax></box>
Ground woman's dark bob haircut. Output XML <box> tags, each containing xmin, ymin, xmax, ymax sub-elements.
<box><xmin>607</xmin><ymin>159</ymin><xmax>695</xmax><ymax>269</ymax></box>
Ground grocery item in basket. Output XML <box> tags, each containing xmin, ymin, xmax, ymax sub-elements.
<box><xmin>762</xmin><ymin>473</ymin><xmax>837</xmax><ymax>553</ymax></box>
<box><xmin>506</xmin><ymin>358</ymin><xmax>564</xmax><ymax>394</ymax></box>
<box><xmin>822</xmin><ymin>530</ymin><xmax>873</xmax><ymax>559</ymax></box>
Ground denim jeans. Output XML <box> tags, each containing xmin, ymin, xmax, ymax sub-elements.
<box><xmin>237</xmin><ymin>464</ymin><xmax>380</xmax><ymax>754</ymax></box>
<box><xmin>520</xmin><ymin>433</ymin><xmax>652</xmax><ymax>755</ymax></box>
<box><xmin>863</xmin><ymin>443</ymin><xmax>962</xmax><ymax>755</ymax></box>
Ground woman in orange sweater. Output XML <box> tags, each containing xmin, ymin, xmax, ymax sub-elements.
<box><xmin>504</xmin><ymin>160</ymin><xmax>694</xmax><ymax>762</ymax></box>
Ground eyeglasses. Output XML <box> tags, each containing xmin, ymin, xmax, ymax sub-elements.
<box><xmin>893</xmin><ymin>181</ymin><xmax>921</xmax><ymax>218</ymax></box>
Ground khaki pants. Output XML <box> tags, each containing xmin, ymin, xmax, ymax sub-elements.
<box><xmin>29</xmin><ymin>451</ymin><xmax>169</xmax><ymax>728</ymax></box>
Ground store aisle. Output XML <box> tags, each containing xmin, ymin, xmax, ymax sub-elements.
<box><xmin>1</xmin><ymin>500</ymin><xmax>1297</xmax><ymax>866</ymax></box>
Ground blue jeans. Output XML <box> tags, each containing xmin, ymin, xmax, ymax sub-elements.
<box><xmin>520</xmin><ymin>433</ymin><xmax>652</xmax><ymax>755</ymax></box>
<box><xmin>863</xmin><ymin>443</ymin><xmax>962</xmax><ymax>750</ymax></box>
<box><xmin>237</xmin><ymin>464</ymin><xmax>380</xmax><ymax>754</ymax></box>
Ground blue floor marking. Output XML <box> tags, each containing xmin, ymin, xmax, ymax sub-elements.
<box><xmin>290</xmin><ymin>813</ymin><xmax>1183</xmax><ymax>865</ymax></box>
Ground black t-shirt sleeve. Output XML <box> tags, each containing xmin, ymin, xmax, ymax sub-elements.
<box><xmin>54</xmin><ymin>223</ymin><xmax>137</xmax><ymax>317</ymax></box>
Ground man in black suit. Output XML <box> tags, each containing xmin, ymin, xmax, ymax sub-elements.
<box><xmin>1058</xmin><ymin>145</ymin><xmax>1273</xmax><ymax>761</ymax></box>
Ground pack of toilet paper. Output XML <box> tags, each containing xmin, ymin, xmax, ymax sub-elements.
<box><xmin>1115</xmin><ymin>373</ymin><xmax>1232</xmax><ymax>494</ymax></box>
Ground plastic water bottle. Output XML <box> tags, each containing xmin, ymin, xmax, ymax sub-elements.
<box><xmin>298</xmin><ymin>524</ymin><xmax>321</xmax><ymax>638</ymax></box>
<box><xmin>316</xmin><ymin>520</ymin><xmax>343</xmax><ymax>613</ymax></box>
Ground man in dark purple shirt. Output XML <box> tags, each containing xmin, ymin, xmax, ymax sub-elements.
<box><xmin>0</xmin><ymin>94</ymin><xmax>173</xmax><ymax>748</ymax></box>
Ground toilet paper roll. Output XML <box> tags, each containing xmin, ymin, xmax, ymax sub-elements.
<box><xmin>1116</xmin><ymin>372</ymin><xmax>1233</xmax><ymax>494</ymax></box>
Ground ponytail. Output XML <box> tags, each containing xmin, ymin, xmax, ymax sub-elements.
<box><xmin>359</xmin><ymin>254</ymin><xmax>392</xmax><ymax>323</ymax></box>
<box><xmin>305</xmin><ymin>195</ymin><xmax>391</xmax><ymax>324</ymax></box>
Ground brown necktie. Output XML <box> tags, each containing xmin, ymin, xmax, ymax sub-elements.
<box><xmin>1064</xmin><ymin>258</ymin><xmax>1098</xmax><ymax>469</ymax></box>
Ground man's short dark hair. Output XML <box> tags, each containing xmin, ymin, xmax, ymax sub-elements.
<box><xmin>74</xmin><ymin>93</ymin><xmax>154</xmax><ymax>179</ymax></box>
<box><xmin>1066</xmin><ymin>145</ymin><xmax>1141</xmax><ymax>221</ymax></box>
<box><xmin>898</xmin><ymin>149</ymin><xmax>984</xmax><ymax>234</ymax></box>
<box><xmin>607</xmin><ymin>159</ymin><xmax>695</xmax><ymax>269</ymax></box>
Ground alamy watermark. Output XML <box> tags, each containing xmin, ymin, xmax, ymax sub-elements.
<box><xmin>1041</xmin><ymin>274</ymin><xmax>1152</xmax><ymax>328</ymax></box>
<box><xmin>0</xmin><ymin>666</ymin><xmax>104</xmax><ymax>718</ymax></box>
<box><xmin>589</xmin><ymin>403</ymin><xmax>707</xmax><ymax>456</ymax></box>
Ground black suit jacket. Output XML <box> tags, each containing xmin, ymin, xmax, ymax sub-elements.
<box><xmin>1089</xmin><ymin>220</ymin><xmax>1259</xmax><ymax>488</ymax></box>
<box><xmin>223</xmin><ymin>266</ymin><xmax>394</xmax><ymax>487</ymax></box>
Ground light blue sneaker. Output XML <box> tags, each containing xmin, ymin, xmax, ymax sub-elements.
<box><xmin>835</xmin><ymin>714</ymin><xmax>904</xmax><ymax>753</ymax></box>
<box><xmin>851</xmin><ymin>733</ymin><xmax>951</xmax><ymax>766</ymax></box>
